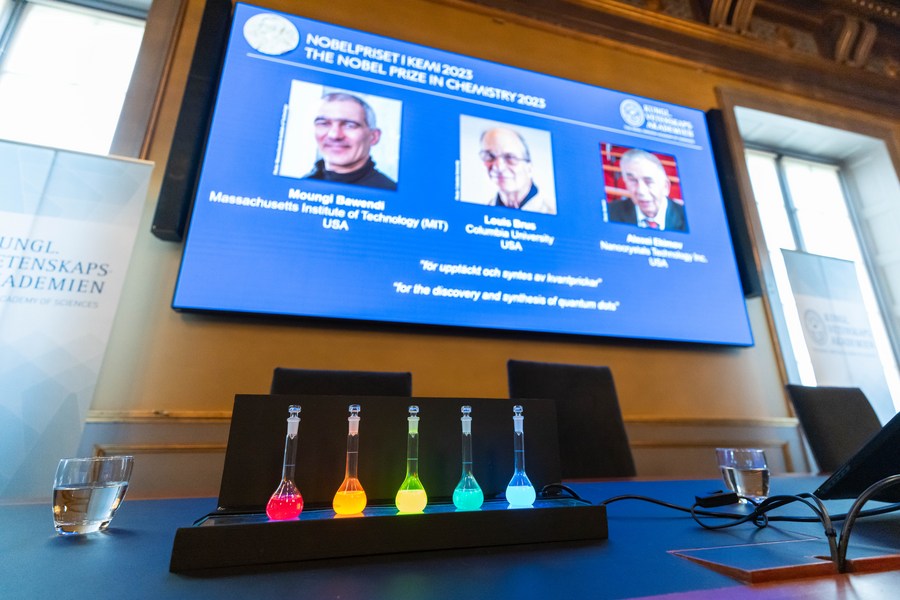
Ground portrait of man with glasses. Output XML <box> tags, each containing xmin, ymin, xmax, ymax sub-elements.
<box><xmin>477</xmin><ymin>127</ymin><xmax>556</xmax><ymax>214</ymax></box>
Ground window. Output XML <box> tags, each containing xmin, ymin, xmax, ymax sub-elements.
<box><xmin>738</xmin><ymin>107</ymin><xmax>900</xmax><ymax>418</ymax></box>
<box><xmin>0</xmin><ymin>0</ymin><xmax>146</xmax><ymax>154</ymax></box>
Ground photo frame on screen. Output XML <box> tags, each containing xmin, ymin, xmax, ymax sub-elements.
<box><xmin>279</xmin><ymin>82</ymin><xmax>402</xmax><ymax>186</ymax></box>
<box><xmin>458</xmin><ymin>115</ymin><xmax>557</xmax><ymax>215</ymax></box>
<box><xmin>600</xmin><ymin>144</ymin><xmax>688</xmax><ymax>233</ymax></box>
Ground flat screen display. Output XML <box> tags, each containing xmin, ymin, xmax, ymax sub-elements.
<box><xmin>173</xmin><ymin>2</ymin><xmax>754</xmax><ymax>346</ymax></box>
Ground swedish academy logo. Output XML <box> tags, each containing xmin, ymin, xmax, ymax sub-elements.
<box><xmin>243</xmin><ymin>12</ymin><xmax>300</xmax><ymax>56</ymax></box>
<box><xmin>619</xmin><ymin>99</ymin><xmax>645</xmax><ymax>127</ymax></box>
<box><xmin>803</xmin><ymin>309</ymin><xmax>829</xmax><ymax>346</ymax></box>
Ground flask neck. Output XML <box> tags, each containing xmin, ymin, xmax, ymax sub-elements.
<box><xmin>461</xmin><ymin>431</ymin><xmax>474</xmax><ymax>476</ymax></box>
<box><xmin>282</xmin><ymin>432</ymin><xmax>298</xmax><ymax>480</ymax></box>
<box><xmin>345</xmin><ymin>432</ymin><xmax>360</xmax><ymax>478</ymax></box>
<box><xmin>513</xmin><ymin>431</ymin><xmax>526</xmax><ymax>473</ymax></box>
<box><xmin>405</xmin><ymin>432</ymin><xmax>419</xmax><ymax>477</ymax></box>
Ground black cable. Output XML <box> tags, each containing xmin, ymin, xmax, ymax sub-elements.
<box><xmin>598</xmin><ymin>487</ymin><xmax>900</xmax><ymax>572</ymax></box>
<box><xmin>539</xmin><ymin>483</ymin><xmax>583</xmax><ymax>501</ymax></box>
<box><xmin>689</xmin><ymin>493</ymin><xmax>838</xmax><ymax>566</ymax></box>
<box><xmin>688</xmin><ymin>491</ymin><xmax>837</xmax><ymax>563</ymax></box>
<box><xmin>767</xmin><ymin>501</ymin><xmax>900</xmax><ymax>522</ymax></box>
<box><xmin>602</xmin><ymin>493</ymin><xmax>801</xmax><ymax>523</ymax></box>
<box><xmin>835</xmin><ymin>474</ymin><xmax>900</xmax><ymax>572</ymax></box>
<box><xmin>600</xmin><ymin>492</ymin><xmax>900</xmax><ymax>523</ymax></box>
<box><xmin>601</xmin><ymin>493</ymin><xmax>749</xmax><ymax>520</ymax></box>
<box><xmin>690</xmin><ymin>495</ymin><xmax>767</xmax><ymax>530</ymax></box>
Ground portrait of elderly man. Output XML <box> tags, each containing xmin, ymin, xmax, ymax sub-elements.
<box><xmin>479</xmin><ymin>127</ymin><xmax>555</xmax><ymax>215</ymax></box>
<box><xmin>607</xmin><ymin>148</ymin><xmax>687</xmax><ymax>232</ymax></box>
<box><xmin>304</xmin><ymin>92</ymin><xmax>397</xmax><ymax>191</ymax></box>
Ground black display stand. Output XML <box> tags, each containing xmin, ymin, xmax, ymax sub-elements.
<box><xmin>169</xmin><ymin>395</ymin><xmax>608</xmax><ymax>573</ymax></box>
<box><xmin>170</xmin><ymin>499</ymin><xmax>607</xmax><ymax>572</ymax></box>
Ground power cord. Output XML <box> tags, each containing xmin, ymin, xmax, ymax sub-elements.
<box><xmin>835</xmin><ymin>474</ymin><xmax>900</xmax><ymax>572</ymax></box>
<box><xmin>598</xmin><ymin>475</ymin><xmax>900</xmax><ymax>573</ymax></box>
<box><xmin>539</xmin><ymin>483</ymin><xmax>584</xmax><ymax>501</ymax></box>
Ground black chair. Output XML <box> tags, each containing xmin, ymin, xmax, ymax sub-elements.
<box><xmin>507</xmin><ymin>359</ymin><xmax>636</xmax><ymax>479</ymax></box>
<box><xmin>270</xmin><ymin>367</ymin><xmax>413</xmax><ymax>397</ymax></box>
<box><xmin>786</xmin><ymin>384</ymin><xmax>882</xmax><ymax>473</ymax></box>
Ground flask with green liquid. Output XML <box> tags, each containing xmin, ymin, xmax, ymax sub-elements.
<box><xmin>395</xmin><ymin>405</ymin><xmax>427</xmax><ymax>513</ymax></box>
<box><xmin>452</xmin><ymin>405</ymin><xmax>484</xmax><ymax>510</ymax></box>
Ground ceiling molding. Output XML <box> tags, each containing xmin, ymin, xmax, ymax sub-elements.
<box><xmin>435</xmin><ymin>0</ymin><xmax>899</xmax><ymax>119</ymax></box>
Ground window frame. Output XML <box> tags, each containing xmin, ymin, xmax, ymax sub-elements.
<box><xmin>717</xmin><ymin>86</ymin><xmax>900</xmax><ymax>405</ymax></box>
<box><xmin>110</xmin><ymin>0</ymin><xmax>188</xmax><ymax>158</ymax></box>
<box><xmin>744</xmin><ymin>145</ymin><xmax>900</xmax><ymax>385</ymax></box>
<box><xmin>0</xmin><ymin>0</ymin><xmax>186</xmax><ymax>157</ymax></box>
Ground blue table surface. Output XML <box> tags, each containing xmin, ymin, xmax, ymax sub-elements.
<box><xmin>2</xmin><ymin>476</ymin><xmax>898</xmax><ymax>600</ymax></box>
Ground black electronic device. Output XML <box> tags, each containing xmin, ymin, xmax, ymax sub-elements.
<box><xmin>705</xmin><ymin>109</ymin><xmax>761</xmax><ymax>298</ymax></box>
<box><xmin>815</xmin><ymin>410</ymin><xmax>900</xmax><ymax>502</ymax></box>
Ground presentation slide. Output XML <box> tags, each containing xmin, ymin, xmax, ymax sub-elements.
<box><xmin>173</xmin><ymin>2</ymin><xmax>754</xmax><ymax>346</ymax></box>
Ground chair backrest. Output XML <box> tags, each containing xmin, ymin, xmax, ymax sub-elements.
<box><xmin>507</xmin><ymin>359</ymin><xmax>636</xmax><ymax>478</ymax></box>
<box><xmin>270</xmin><ymin>367</ymin><xmax>412</xmax><ymax>397</ymax></box>
<box><xmin>786</xmin><ymin>384</ymin><xmax>883</xmax><ymax>473</ymax></box>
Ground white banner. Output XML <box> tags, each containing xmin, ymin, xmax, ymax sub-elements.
<box><xmin>0</xmin><ymin>141</ymin><xmax>152</xmax><ymax>502</ymax></box>
<box><xmin>783</xmin><ymin>249</ymin><xmax>895</xmax><ymax>424</ymax></box>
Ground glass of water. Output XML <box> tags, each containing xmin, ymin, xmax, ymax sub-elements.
<box><xmin>716</xmin><ymin>448</ymin><xmax>769</xmax><ymax>504</ymax></box>
<box><xmin>53</xmin><ymin>456</ymin><xmax>134</xmax><ymax>535</ymax></box>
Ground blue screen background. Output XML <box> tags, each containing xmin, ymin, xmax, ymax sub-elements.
<box><xmin>173</xmin><ymin>3</ymin><xmax>753</xmax><ymax>346</ymax></box>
